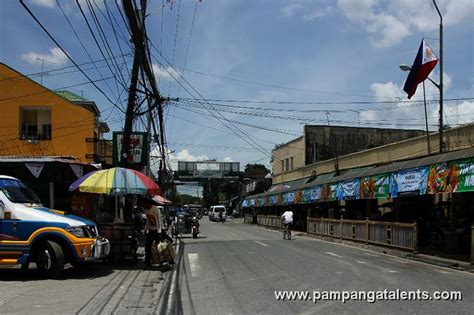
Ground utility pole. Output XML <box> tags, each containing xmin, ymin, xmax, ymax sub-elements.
<box><xmin>120</xmin><ymin>0</ymin><xmax>142</xmax><ymax>167</ymax></box>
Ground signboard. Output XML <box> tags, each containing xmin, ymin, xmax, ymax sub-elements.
<box><xmin>428</xmin><ymin>163</ymin><xmax>449</xmax><ymax>194</ymax></box>
<box><xmin>269</xmin><ymin>195</ymin><xmax>278</xmax><ymax>205</ymax></box>
<box><xmin>242</xmin><ymin>199</ymin><xmax>248</xmax><ymax>208</ymax></box>
<box><xmin>113</xmin><ymin>132</ymin><xmax>148</xmax><ymax>166</ymax></box>
<box><xmin>295</xmin><ymin>190</ymin><xmax>303</xmax><ymax>204</ymax></box>
<box><xmin>448</xmin><ymin>158</ymin><xmax>474</xmax><ymax>192</ymax></box>
<box><xmin>309</xmin><ymin>186</ymin><xmax>321</xmax><ymax>202</ymax></box>
<box><xmin>285</xmin><ymin>191</ymin><xmax>295</xmax><ymax>204</ymax></box>
<box><xmin>339</xmin><ymin>178</ymin><xmax>360</xmax><ymax>200</ymax></box>
<box><xmin>391</xmin><ymin>166</ymin><xmax>428</xmax><ymax>197</ymax></box>
<box><xmin>176</xmin><ymin>161</ymin><xmax>240</xmax><ymax>179</ymax></box>
<box><xmin>302</xmin><ymin>188</ymin><xmax>312</xmax><ymax>203</ymax></box>
<box><xmin>361</xmin><ymin>174</ymin><xmax>390</xmax><ymax>199</ymax></box>
<box><xmin>258</xmin><ymin>197</ymin><xmax>265</xmax><ymax>206</ymax></box>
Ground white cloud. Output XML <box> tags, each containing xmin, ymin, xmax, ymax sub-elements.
<box><xmin>337</xmin><ymin>0</ymin><xmax>474</xmax><ymax>48</ymax></box>
<box><xmin>21</xmin><ymin>47</ymin><xmax>68</xmax><ymax>66</ymax></box>
<box><xmin>281</xmin><ymin>3</ymin><xmax>305</xmax><ymax>17</ymax></box>
<box><xmin>152</xmin><ymin>64</ymin><xmax>181</xmax><ymax>81</ymax></box>
<box><xmin>31</xmin><ymin>0</ymin><xmax>55</xmax><ymax>8</ymax></box>
<box><xmin>223</xmin><ymin>156</ymin><xmax>234</xmax><ymax>162</ymax></box>
<box><xmin>362</xmin><ymin>71</ymin><xmax>461</xmax><ymax>130</ymax></box>
<box><xmin>303</xmin><ymin>6</ymin><xmax>333</xmax><ymax>21</ymax></box>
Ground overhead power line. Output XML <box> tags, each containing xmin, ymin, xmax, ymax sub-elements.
<box><xmin>20</xmin><ymin>0</ymin><xmax>126</xmax><ymax>114</ymax></box>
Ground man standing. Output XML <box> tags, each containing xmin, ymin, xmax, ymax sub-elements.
<box><xmin>139</xmin><ymin>196</ymin><xmax>162</xmax><ymax>267</ymax></box>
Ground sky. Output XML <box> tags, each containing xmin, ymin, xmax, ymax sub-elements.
<box><xmin>1</xmin><ymin>0</ymin><xmax>473</xmax><ymax>182</ymax></box>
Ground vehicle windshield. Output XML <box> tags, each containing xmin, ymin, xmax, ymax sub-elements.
<box><xmin>0</xmin><ymin>179</ymin><xmax>42</xmax><ymax>204</ymax></box>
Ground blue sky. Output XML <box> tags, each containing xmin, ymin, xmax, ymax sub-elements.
<box><xmin>1</xmin><ymin>0</ymin><xmax>473</xmax><ymax>179</ymax></box>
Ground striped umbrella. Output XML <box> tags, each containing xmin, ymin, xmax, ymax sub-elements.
<box><xmin>69</xmin><ymin>167</ymin><xmax>161</xmax><ymax>196</ymax></box>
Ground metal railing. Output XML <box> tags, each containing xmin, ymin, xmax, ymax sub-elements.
<box><xmin>244</xmin><ymin>214</ymin><xmax>254</xmax><ymax>224</ymax></box>
<box><xmin>256</xmin><ymin>215</ymin><xmax>282</xmax><ymax>229</ymax></box>
<box><xmin>307</xmin><ymin>217</ymin><xmax>417</xmax><ymax>251</ymax></box>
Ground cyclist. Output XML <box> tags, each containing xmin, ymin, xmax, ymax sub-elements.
<box><xmin>281</xmin><ymin>209</ymin><xmax>294</xmax><ymax>239</ymax></box>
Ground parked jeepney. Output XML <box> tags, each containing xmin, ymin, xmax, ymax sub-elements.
<box><xmin>0</xmin><ymin>175</ymin><xmax>109</xmax><ymax>278</ymax></box>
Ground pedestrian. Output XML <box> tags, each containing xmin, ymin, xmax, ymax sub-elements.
<box><xmin>219</xmin><ymin>207</ymin><xmax>224</xmax><ymax>223</ymax></box>
<box><xmin>138</xmin><ymin>196</ymin><xmax>161</xmax><ymax>268</ymax></box>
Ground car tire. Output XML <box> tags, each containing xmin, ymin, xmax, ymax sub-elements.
<box><xmin>35</xmin><ymin>240</ymin><xmax>65</xmax><ymax>279</ymax></box>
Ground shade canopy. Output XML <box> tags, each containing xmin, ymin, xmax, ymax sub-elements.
<box><xmin>69</xmin><ymin>167</ymin><xmax>161</xmax><ymax>196</ymax></box>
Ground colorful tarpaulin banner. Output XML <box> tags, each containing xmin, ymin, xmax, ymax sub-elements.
<box><xmin>361</xmin><ymin>174</ymin><xmax>390</xmax><ymax>199</ymax></box>
<box><xmin>428</xmin><ymin>163</ymin><xmax>449</xmax><ymax>194</ymax></box>
<box><xmin>310</xmin><ymin>186</ymin><xmax>321</xmax><ymax>202</ymax></box>
<box><xmin>391</xmin><ymin>166</ymin><xmax>429</xmax><ymax>197</ymax></box>
<box><xmin>269</xmin><ymin>195</ymin><xmax>278</xmax><ymax>205</ymax></box>
<box><xmin>295</xmin><ymin>190</ymin><xmax>303</xmax><ymax>204</ymax></box>
<box><xmin>339</xmin><ymin>178</ymin><xmax>360</xmax><ymax>200</ymax></box>
<box><xmin>249</xmin><ymin>198</ymin><xmax>255</xmax><ymax>207</ymax></box>
<box><xmin>303</xmin><ymin>188</ymin><xmax>312</xmax><ymax>203</ymax></box>
<box><xmin>448</xmin><ymin>158</ymin><xmax>474</xmax><ymax>192</ymax></box>
<box><xmin>284</xmin><ymin>191</ymin><xmax>295</xmax><ymax>204</ymax></box>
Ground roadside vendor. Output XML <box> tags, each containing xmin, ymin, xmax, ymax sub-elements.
<box><xmin>138</xmin><ymin>196</ymin><xmax>162</xmax><ymax>268</ymax></box>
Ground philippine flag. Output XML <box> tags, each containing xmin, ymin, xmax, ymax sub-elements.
<box><xmin>403</xmin><ymin>39</ymin><xmax>439</xmax><ymax>99</ymax></box>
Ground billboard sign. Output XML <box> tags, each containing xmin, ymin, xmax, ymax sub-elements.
<box><xmin>176</xmin><ymin>161</ymin><xmax>240</xmax><ymax>179</ymax></box>
<box><xmin>112</xmin><ymin>132</ymin><xmax>148</xmax><ymax>166</ymax></box>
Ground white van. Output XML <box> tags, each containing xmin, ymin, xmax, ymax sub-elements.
<box><xmin>0</xmin><ymin>175</ymin><xmax>109</xmax><ymax>277</ymax></box>
<box><xmin>211</xmin><ymin>205</ymin><xmax>226</xmax><ymax>222</ymax></box>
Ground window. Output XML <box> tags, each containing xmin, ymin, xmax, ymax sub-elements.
<box><xmin>19</xmin><ymin>107</ymin><xmax>52</xmax><ymax>140</ymax></box>
<box><xmin>285</xmin><ymin>158</ymin><xmax>289</xmax><ymax>171</ymax></box>
<box><xmin>281</xmin><ymin>160</ymin><xmax>284</xmax><ymax>172</ymax></box>
<box><xmin>290</xmin><ymin>156</ymin><xmax>294</xmax><ymax>170</ymax></box>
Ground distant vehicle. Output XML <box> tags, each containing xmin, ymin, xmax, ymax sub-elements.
<box><xmin>183</xmin><ymin>204</ymin><xmax>202</xmax><ymax>219</ymax></box>
<box><xmin>210</xmin><ymin>205</ymin><xmax>226</xmax><ymax>222</ymax></box>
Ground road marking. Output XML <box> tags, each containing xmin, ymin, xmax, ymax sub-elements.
<box><xmin>387</xmin><ymin>270</ymin><xmax>398</xmax><ymax>273</ymax></box>
<box><xmin>248</xmin><ymin>251</ymin><xmax>255</xmax><ymax>254</ymax></box>
<box><xmin>325</xmin><ymin>251</ymin><xmax>343</xmax><ymax>258</ymax></box>
<box><xmin>166</xmin><ymin>241</ymin><xmax>181</xmax><ymax>315</ymax></box>
<box><xmin>336</xmin><ymin>271</ymin><xmax>343</xmax><ymax>274</ymax></box>
<box><xmin>356</xmin><ymin>260</ymin><xmax>367</xmax><ymax>264</ymax></box>
<box><xmin>254</xmin><ymin>241</ymin><xmax>269</xmax><ymax>247</ymax></box>
<box><xmin>438</xmin><ymin>270</ymin><xmax>450</xmax><ymax>274</ymax></box>
<box><xmin>188</xmin><ymin>253</ymin><xmax>201</xmax><ymax>277</ymax></box>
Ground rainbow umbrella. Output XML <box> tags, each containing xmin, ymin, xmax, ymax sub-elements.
<box><xmin>69</xmin><ymin>167</ymin><xmax>161</xmax><ymax>196</ymax></box>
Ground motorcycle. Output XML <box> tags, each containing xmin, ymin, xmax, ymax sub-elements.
<box><xmin>191</xmin><ymin>216</ymin><xmax>200</xmax><ymax>239</ymax></box>
<box><xmin>173</xmin><ymin>212</ymin><xmax>200</xmax><ymax>238</ymax></box>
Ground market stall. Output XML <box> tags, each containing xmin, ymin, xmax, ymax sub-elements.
<box><xmin>69</xmin><ymin>167</ymin><xmax>161</xmax><ymax>263</ymax></box>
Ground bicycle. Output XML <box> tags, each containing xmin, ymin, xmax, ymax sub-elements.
<box><xmin>282</xmin><ymin>222</ymin><xmax>291</xmax><ymax>240</ymax></box>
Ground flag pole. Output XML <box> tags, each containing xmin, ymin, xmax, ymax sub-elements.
<box><xmin>422</xmin><ymin>81</ymin><xmax>431</xmax><ymax>155</ymax></box>
<box><xmin>433</xmin><ymin>0</ymin><xmax>443</xmax><ymax>153</ymax></box>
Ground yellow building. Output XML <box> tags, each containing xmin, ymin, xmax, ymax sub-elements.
<box><xmin>0</xmin><ymin>63</ymin><xmax>109</xmax><ymax>163</ymax></box>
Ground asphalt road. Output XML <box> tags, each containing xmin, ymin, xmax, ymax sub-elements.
<box><xmin>165</xmin><ymin>218</ymin><xmax>473</xmax><ymax>315</ymax></box>
<box><xmin>0</xmin><ymin>248</ymin><xmax>171</xmax><ymax>314</ymax></box>
<box><xmin>0</xmin><ymin>219</ymin><xmax>472</xmax><ymax>314</ymax></box>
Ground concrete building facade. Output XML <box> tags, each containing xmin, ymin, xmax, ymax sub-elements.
<box><xmin>273</xmin><ymin>125</ymin><xmax>424</xmax><ymax>180</ymax></box>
